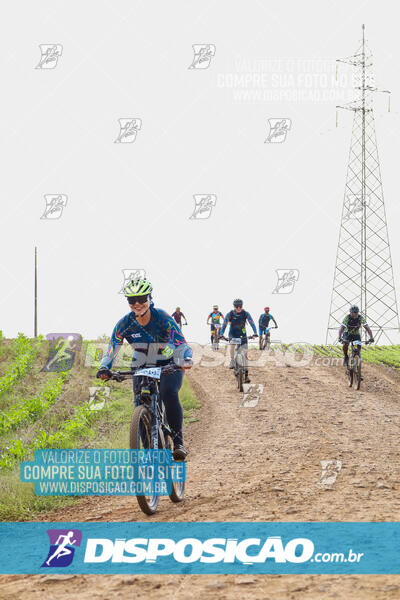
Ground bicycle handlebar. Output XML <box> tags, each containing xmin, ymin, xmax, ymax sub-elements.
<box><xmin>339</xmin><ymin>338</ymin><xmax>373</xmax><ymax>346</ymax></box>
<box><xmin>109</xmin><ymin>362</ymin><xmax>192</xmax><ymax>381</ymax></box>
<box><xmin>220</xmin><ymin>334</ymin><xmax>258</xmax><ymax>342</ymax></box>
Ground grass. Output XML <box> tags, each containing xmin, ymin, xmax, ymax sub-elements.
<box><xmin>309</xmin><ymin>344</ymin><xmax>400</xmax><ymax>368</ymax></box>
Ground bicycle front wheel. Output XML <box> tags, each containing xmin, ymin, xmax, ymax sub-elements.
<box><xmin>130</xmin><ymin>404</ymin><xmax>160</xmax><ymax>515</ymax></box>
<box><xmin>237</xmin><ymin>354</ymin><xmax>244</xmax><ymax>392</ymax></box>
<box><xmin>265</xmin><ymin>332</ymin><xmax>271</xmax><ymax>350</ymax></box>
<box><xmin>354</xmin><ymin>355</ymin><xmax>362</xmax><ymax>390</ymax></box>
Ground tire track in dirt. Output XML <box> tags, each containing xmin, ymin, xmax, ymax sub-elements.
<box><xmin>1</xmin><ymin>352</ymin><xmax>400</xmax><ymax>598</ymax></box>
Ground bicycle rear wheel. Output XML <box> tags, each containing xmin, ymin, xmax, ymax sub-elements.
<box><xmin>259</xmin><ymin>335</ymin><xmax>263</xmax><ymax>350</ymax></box>
<box><xmin>162</xmin><ymin>429</ymin><xmax>185</xmax><ymax>503</ymax></box>
<box><xmin>130</xmin><ymin>404</ymin><xmax>160</xmax><ymax>515</ymax></box>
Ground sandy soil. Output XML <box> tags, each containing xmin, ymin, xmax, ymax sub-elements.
<box><xmin>1</xmin><ymin>351</ymin><xmax>400</xmax><ymax>598</ymax></box>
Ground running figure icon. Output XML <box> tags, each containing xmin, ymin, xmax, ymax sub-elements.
<box><xmin>46</xmin><ymin>531</ymin><xmax>77</xmax><ymax>565</ymax></box>
<box><xmin>41</xmin><ymin>529</ymin><xmax>82</xmax><ymax>568</ymax></box>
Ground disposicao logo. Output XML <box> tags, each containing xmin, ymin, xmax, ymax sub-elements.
<box><xmin>83</xmin><ymin>536</ymin><xmax>314</xmax><ymax>564</ymax></box>
<box><xmin>41</xmin><ymin>529</ymin><xmax>82</xmax><ymax>568</ymax></box>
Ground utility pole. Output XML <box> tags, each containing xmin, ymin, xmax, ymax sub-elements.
<box><xmin>326</xmin><ymin>25</ymin><xmax>399</xmax><ymax>344</ymax></box>
<box><xmin>34</xmin><ymin>246</ymin><xmax>38</xmax><ymax>338</ymax></box>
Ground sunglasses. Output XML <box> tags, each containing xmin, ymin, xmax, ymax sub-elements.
<box><xmin>127</xmin><ymin>295</ymin><xmax>149</xmax><ymax>305</ymax></box>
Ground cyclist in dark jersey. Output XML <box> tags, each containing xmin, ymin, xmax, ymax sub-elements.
<box><xmin>258</xmin><ymin>306</ymin><xmax>278</xmax><ymax>335</ymax></box>
<box><xmin>338</xmin><ymin>305</ymin><xmax>374</xmax><ymax>366</ymax></box>
<box><xmin>96</xmin><ymin>278</ymin><xmax>192</xmax><ymax>460</ymax></box>
<box><xmin>172</xmin><ymin>307</ymin><xmax>187</xmax><ymax>327</ymax></box>
<box><xmin>220</xmin><ymin>299</ymin><xmax>257</xmax><ymax>382</ymax></box>
<box><xmin>206</xmin><ymin>305</ymin><xmax>224</xmax><ymax>344</ymax></box>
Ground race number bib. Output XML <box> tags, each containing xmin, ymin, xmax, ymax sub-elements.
<box><xmin>133</xmin><ymin>367</ymin><xmax>162</xmax><ymax>379</ymax></box>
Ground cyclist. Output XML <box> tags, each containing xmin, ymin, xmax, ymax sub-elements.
<box><xmin>206</xmin><ymin>305</ymin><xmax>224</xmax><ymax>345</ymax></box>
<box><xmin>96</xmin><ymin>278</ymin><xmax>192</xmax><ymax>460</ymax></box>
<box><xmin>258</xmin><ymin>306</ymin><xmax>278</xmax><ymax>336</ymax></box>
<box><xmin>338</xmin><ymin>305</ymin><xmax>374</xmax><ymax>366</ymax></box>
<box><xmin>220</xmin><ymin>299</ymin><xmax>257</xmax><ymax>383</ymax></box>
<box><xmin>172</xmin><ymin>307</ymin><xmax>187</xmax><ymax>328</ymax></box>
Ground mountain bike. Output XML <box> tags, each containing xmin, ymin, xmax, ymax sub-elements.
<box><xmin>211</xmin><ymin>323</ymin><xmax>222</xmax><ymax>350</ymax></box>
<box><xmin>110</xmin><ymin>362</ymin><xmax>189</xmax><ymax>515</ymax></box>
<box><xmin>259</xmin><ymin>326</ymin><xmax>277</xmax><ymax>350</ymax></box>
<box><xmin>343</xmin><ymin>339</ymin><xmax>372</xmax><ymax>391</ymax></box>
<box><xmin>221</xmin><ymin>335</ymin><xmax>257</xmax><ymax>392</ymax></box>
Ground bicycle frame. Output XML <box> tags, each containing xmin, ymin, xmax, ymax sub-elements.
<box><xmin>211</xmin><ymin>323</ymin><xmax>222</xmax><ymax>349</ymax></box>
<box><xmin>346</xmin><ymin>340</ymin><xmax>371</xmax><ymax>390</ymax></box>
<box><xmin>230</xmin><ymin>338</ymin><xmax>245</xmax><ymax>370</ymax></box>
<box><xmin>260</xmin><ymin>326</ymin><xmax>277</xmax><ymax>349</ymax></box>
<box><xmin>111</xmin><ymin>365</ymin><xmax>177</xmax><ymax>448</ymax></box>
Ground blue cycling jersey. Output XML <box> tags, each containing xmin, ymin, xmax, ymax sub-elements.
<box><xmin>100</xmin><ymin>304</ymin><xmax>192</xmax><ymax>369</ymax></box>
<box><xmin>259</xmin><ymin>313</ymin><xmax>275</xmax><ymax>329</ymax></box>
<box><xmin>220</xmin><ymin>309</ymin><xmax>257</xmax><ymax>338</ymax></box>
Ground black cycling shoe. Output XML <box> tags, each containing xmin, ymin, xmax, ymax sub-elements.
<box><xmin>343</xmin><ymin>356</ymin><xmax>349</xmax><ymax>367</ymax></box>
<box><xmin>244</xmin><ymin>372</ymin><xmax>250</xmax><ymax>383</ymax></box>
<box><xmin>173</xmin><ymin>444</ymin><xmax>187</xmax><ymax>461</ymax></box>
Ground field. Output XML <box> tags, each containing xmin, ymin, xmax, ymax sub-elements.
<box><xmin>1</xmin><ymin>336</ymin><xmax>400</xmax><ymax>599</ymax></box>
<box><xmin>0</xmin><ymin>335</ymin><xmax>199</xmax><ymax>521</ymax></box>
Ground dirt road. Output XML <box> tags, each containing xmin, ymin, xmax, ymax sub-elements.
<box><xmin>1</xmin><ymin>351</ymin><xmax>400</xmax><ymax>598</ymax></box>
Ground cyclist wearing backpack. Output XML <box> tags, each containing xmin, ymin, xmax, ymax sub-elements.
<box><xmin>220</xmin><ymin>299</ymin><xmax>257</xmax><ymax>382</ymax></box>
<box><xmin>338</xmin><ymin>305</ymin><xmax>374</xmax><ymax>366</ymax></box>
<box><xmin>96</xmin><ymin>278</ymin><xmax>192</xmax><ymax>460</ymax></box>
<box><xmin>258</xmin><ymin>306</ymin><xmax>278</xmax><ymax>335</ymax></box>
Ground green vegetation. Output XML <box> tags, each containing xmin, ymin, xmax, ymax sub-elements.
<box><xmin>0</xmin><ymin>336</ymin><xmax>200</xmax><ymax>520</ymax></box>
<box><xmin>181</xmin><ymin>376</ymin><xmax>200</xmax><ymax>423</ymax></box>
<box><xmin>0</xmin><ymin>334</ymin><xmax>41</xmax><ymax>397</ymax></box>
<box><xmin>310</xmin><ymin>344</ymin><xmax>400</xmax><ymax>368</ymax></box>
<box><xmin>0</xmin><ymin>373</ymin><xmax>67</xmax><ymax>436</ymax></box>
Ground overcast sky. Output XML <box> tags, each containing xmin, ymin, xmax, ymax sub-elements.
<box><xmin>1</xmin><ymin>0</ymin><xmax>399</xmax><ymax>346</ymax></box>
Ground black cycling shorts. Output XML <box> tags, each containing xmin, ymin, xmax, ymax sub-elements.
<box><xmin>343</xmin><ymin>332</ymin><xmax>361</xmax><ymax>343</ymax></box>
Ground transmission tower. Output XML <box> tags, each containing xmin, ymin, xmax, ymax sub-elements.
<box><xmin>326</xmin><ymin>25</ymin><xmax>399</xmax><ymax>344</ymax></box>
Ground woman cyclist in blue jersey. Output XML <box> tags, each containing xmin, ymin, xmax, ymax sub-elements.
<box><xmin>96</xmin><ymin>278</ymin><xmax>193</xmax><ymax>460</ymax></box>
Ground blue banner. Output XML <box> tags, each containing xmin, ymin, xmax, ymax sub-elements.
<box><xmin>0</xmin><ymin>522</ymin><xmax>399</xmax><ymax>574</ymax></box>
<box><xmin>20</xmin><ymin>449</ymin><xmax>186</xmax><ymax>496</ymax></box>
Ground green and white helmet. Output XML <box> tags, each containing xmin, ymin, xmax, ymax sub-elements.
<box><xmin>123</xmin><ymin>277</ymin><xmax>153</xmax><ymax>297</ymax></box>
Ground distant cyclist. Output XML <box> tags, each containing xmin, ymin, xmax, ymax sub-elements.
<box><xmin>206</xmin><ymin>305</ymin><xmax>224</xmax><ymax>345</ymax></box>
<box><xmin>96</xmin><ymin>278</ymin><xmax>192</xmax><ymax>460</ymax></box>
<box><xmin>338</xmin><ymin>305</ymin><xmax>374</xmax><ymax>366</ymax></box>
<box><xmin>172</xmin><ymin>307</ymin><xmax>187</xmax><ymax>328</ymax></box>
<box><xmin>220</xmin><ymin>299</ymin><xmax>257</xmax><ymax>383</ymax></box>
<box><xmin>258</xmin><ymin>306</ymin><xmax>278</xmax><ymax>335</ymax></box>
